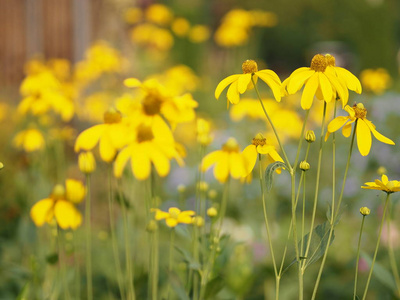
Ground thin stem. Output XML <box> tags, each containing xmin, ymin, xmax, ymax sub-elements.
<box><xmin>386</xmin><ymin>202</ymin><xmax>400</xmax><ymax>296</ymax></box>
<box><xmin>167</xmin><ymin>229</ymin><xmax>176</xmax><ymax>299</ymax></box>
<box><xmin>353</xmin><ymin>215</ymin><xmax>366</xmax><ymax>300</ymax></box>
<box><xmin>293</xmin><ymin>110</ymin><xmax>310</xmax><ymax>173</ymax></box>
<box><xmin>252</xmin><ymin>76</ymin><xmax>292</xmax><ymax>171</ymax></box>
<box><xmin>362</xmin><ymin>193</ymin><xmax>391</xmax><ymax>300</ymax></box>
<box><xmin>108</xmin><ymin>167</ymin><xmax>125</xmax><ymax>299</ymax></box>
<box><xmin>300</xmin><ymin>171</ymin><xmax>306</xmax><ymax>258</ymax></box>
<box><xmin>58</xmin><ymin>228</ymin><xmax>70</xmax><ymax>300</ymax></box>
<box><xmin>85</xmin><ymin>174</ymin><xmax>93</xmax><ymax>300</ymax></box>
<box><xmin>258</xmin><ymin>154</ymin><xmax>279</xmax><ymax>299</ymax></box>
<box><xmin>311</xmin><ymin>121</ymin><xmax>357</xmax><ymax>299</ymax></box>
<box><xmin>330</xmin><ymin>104</ymin><xmax>337</xmax><ymax>225</ymax></box>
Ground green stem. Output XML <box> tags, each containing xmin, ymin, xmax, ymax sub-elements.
<box><xmin>300</xmin><ymin>171</ymin><xmax>306</xmax><ymax>258</ymax></box>
<box><xmin>85</xmin><ymin>174</ymin><xmax>93</xmax><ymax>300</ymax></box>
<box><xmin>293</xmin><ymin>110</ymin><xmax>310</xmax><ymax>173</ymax></box>
<box><xmin>73</xmin><ymin>231</ymin><xmax>81</xmax><ymax>299</ymax></box>
<box><xmin>353</xmin><ymin>215</ymin><xmax>366</xmax><ymax>300</ymax></box>
<box><xmin>362</xmin><ymin>193</ymin><xmax>391</xmax><ymax>300</ymax></box>
<box><xmin>108</xmin><ymin>167</ymin><xmax>125</xmax><ymax>299</ymax></box>
<box><xmin>148</xmin><ymin>174</ymin><xmax>159</xmax><ymax>300</ymax></box>
<box><xmin>386</xmin><ymin>203</ymin><xmax>400</xmax><ymax>297</ymax></box>
<box><xmin>58</xmin><ymin>228</ymin><xmax>70</xmax><ymax>300</ymax></box>
<box><xmin>168</xmin><ymin>229</ymin><xmax>176</xmax><ymax>299</ymax></box>
<box><xmin>252</xmin><ymin>76</ymin><xmax>292</xmax><ymax>171</ymax></box>
<box><xmin>311</xmin><ymin>120</ymin><xmax>357</xmax><ymax>300</ymax></box>
<box><xmin>330</xmin><ymin>104</ymin><xmax>337</xmax><ymax>225</ymax></box>
<box><xmin>258</xmin><ymin>154</ymin><xmax>279</xmax><ymax>299</ymax></box>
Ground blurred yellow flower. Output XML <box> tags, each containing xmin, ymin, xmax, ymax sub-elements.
<box><xmin>114</xmin><ymin>123</ymin><xmax>183</xmax><ymax>180</ymax></box>
<box><xmin>30</xmin><ymin>179</ymin><xmax>85</xmax><ymax>230</ymax></box>
<box><xmin>123</xmin><ymin>7</ymin><xmax>143</xmax><ymax>24</ymax></box>
<box><xmin>360</xmin><ymin>68</ymin><xmax>391</xmax><ymax>94</ymax></box>
<box><xmin>145</xmin><ymin>4</ymin><xmax>173</xmax><ymax>25</ymax></box>
<box><xmin>241</xmin><ymin>133</ymin><xmax>284</xmax><ymax>176</ymax></box>
<box><xmin>131</xmin><ymin>23</ymin><xmax>174</xmax><ymax>52</ymax></box>
<box><xmin>149</xmin><ymin>65</ymin><xmax>199</xmax><ymax>94</ymax></box>
<box><xmin>214</xmin><ymin>24</ymin><xmax>248</xmax><ymax>47</ymax></box>
<box><xmin>250</xmin><ymin>10</ymin><xmax>278</xmax><ymax>27</ymax></box>
<box><xmin>151</xmin><ymin>207</ymin><xmax>195</xmax><ymax>227</ymax></box>
<box><xmin>188</xmin><ymin>25</ymin><xmax>210</xmax><ymax>43</ymax></box>
<box><xmin>74</xmin><ymin>109</ymin><xmax>130</xmax><ymax>162</ymax></box>
<box><xmin>201</xmin><ymin>138</ymin><xmax>251</xmax><ymax>183</ymax></box>
<box><xmin>283</xmin><ymin>54</ymin><xmax>347</xmax><ymax>110</ymax></box>
<box><xmin>197</xmin><ymin>118</ymin><xmax>213</xmax><ymax>146</ymax></box>
<box><xmin>78</xmin><ymin>151</ymin><xmax>96</xmax><ymax>174</ymax></box>
<box><xmin>362</xmin><ymin>174</ymin><xmax>400</xmax><ymax>194</ymax></box>
<box><xmin>215</xmin><ymin>60</ymin><xmax>281</xmax><ymax>106</ymax></box>
<box><xmin>171</xmin><ymin>17</ymin><xmax>190</xmax><ymax>37</ymax></box>
<box><xmin>326</xmin><ymin>103</ymin><xmax>394</xmax><ymax>156</ymax></box>
<box><xmin>13</xmin><ymin>128</ymin><xmax>45</xmax><ymax>152</ymax></box>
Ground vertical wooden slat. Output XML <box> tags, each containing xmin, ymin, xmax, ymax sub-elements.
<box><xmin>73</xmin><ymin>0</ymin><xmax>91</xmax><ymax>62</ymax></box>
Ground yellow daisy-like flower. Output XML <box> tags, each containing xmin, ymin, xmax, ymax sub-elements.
<box><xmin>74</xmin><ymin>108</ymin><xmax>130</xmax><ymax>162</ymax></box>
<box><xmin>283</xmin><ymin>54</ymin><xmax>347</xmax><ymax>110</ymax></box>
<box><xmin>242</xmin><ymin>133</ymin><xmax>284</xmax><ymax>176</ymax></box>
<box><xmin>360</xmin><ymin>68</ymin><xmax>391</xmax><ymax>95</ymax></box>
<box><xmin>215</xmin><ymin>60</ymin><xmax>282</xmax><ymax>107</ymax></box>
<box><xmin>30</xmin><ymin>179</ymin><xmax>85</xmax><ymax>230</ymax></box>
<box><xmin>326</xmin><ymin>103</ymin><xmax>394</xmax><ymax>156</ymax></box>
<box><xmin>151</xmin><ymin>207</ymin><xmax>195</xmax><ymax>227</ymax></box>
<box><xmin>201</xmin><ymin>138</ymin><xmax>251</xmax><ymax>183</ymax></box>
<box><xmin>361</xmin><ymin>174</ymin><xmax>400</xmax><ymax>194</ymax></box>
<box><xmin>13</xmin><ymin>128</ymin><xmax>45</xmax><ymax>152</ymax></box>
<box><xmin>113</xmin><ymin>122</ymin><xmax>183</xmax><ymax>180</ymax></box>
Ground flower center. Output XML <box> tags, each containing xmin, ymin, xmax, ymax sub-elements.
<box><xmin>142</xmin><ymin>92</ymin><xmax>163</xmax><ymax>115</ymax></box>
<box><xmin>136</xmin><ymin>124</ymin><xmax>154</xmax><ymax>142</ymax></box>
<box><xmin>251</xmin><ymin>133</ymin><xmax>266</xmax><ymax>146</ymax></box>
<box><xmin>353</xmin><ymin>103</ymin><xmax>367</xmax><ymax>119</ymax></box>
<box><xmin>310</xmin><ymin>54</ymin><xmax>328</xmax><ymax>72</ymax></box>
<box><xmin>104</xmin><ymin>108</ymin><xmax>122</xmax><ymax>124</ymax></box>
<box><xmin>169</xmin><ymin>210</ymin><xmax>179</xmax><ymax>219</ymax></box>
<box><xmin>51</xmin><ymin>184</ymin><xmax>66</xmax><ymax>200</ymax></box>
<box><xmin>242</xmin><ymin>60</ymin><xmax>258</xmax><ymax>74</ymax></box>
<box><xmin>222</xmin><ymin>137</ymin><xmax>239</xmax><ymax>153</ymax></box>
<box><xmin>325</xmin><ymin>54</ymin><xmax>336</xmax><ymax>66</ymax></box>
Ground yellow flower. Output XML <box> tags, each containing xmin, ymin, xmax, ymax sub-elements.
<box><xmin>74</xmin><ymin>108</ymin><xmax>130</xmax><ymax>162</ymax></box>
<box><xmin>201</xmin><ymin>138</ymin><xmax>251</xmax><ymax>183</ymax></box>
<box><xmin>241</xmin><ymin>133</ymin><xmax>284</xmax><ymax>176</ymax></box>
<box><xmin>151</xmin><ymin>207</ymin><xmax>195</xmax><ymax>227</ymax></box>
<box><xmin>13</xmin><ymin>128</ymin><xmax>45</xmax><ymax>152</ymax></box>
<box><xmin>123</xmin><ymin>7</ymin><xmax>143</xmax><ymax>24</ymax></box>
<box><xmin>0</xmin><ymin>162</ymin><xmax>4</xmax><ymax>170</ymax></box>
<box><xmin>360</xmin><ymin>207</ymin><xmax>370</xmax><ymax>216</ymax></box>
<box><xmin>215</xmin><ymin>60</ymin><xmax>282</xmax><ymax>106</ymax></box>
<box><xmin>188</xmin><ymin>25</ymin><xmax>210</xmax><ymax>43</ymax></box>
<box><xmin>113</xmin><ymin>123</ymin><xmax>183</xmax><ymax>180</ymax></box>
<box><xmin>283</xmin><ymin>54</ymin><xmax>348</xmax><ymax>110</ymax></box>
<box><xmin>360</xmin><ymin>68</ymin><xmax>391</xmax><ymax>94</ymax></box>
<box><xmin>326</xmin><ymin>103</ymin><xmax>394</xmax><ymax>156</ymax></box>
<box><xmin>171</xmin><ymin>18</ymin><xmax>190</xmax><ymax>37</ymax></box>
<box><xmin>78</xmin><ymin>151</ymin><xmax>96</xmax><ymax>174</ymax></box>
<box><xmin>145</xmin><ymin>4</ymin><xmax>173</xmax><ymax>26</ymax></box>
<box><xmin>361</xmin><ymin>174</ymin><xmax>400</xmax><ymax>194</ymax></box>
<box><xmin>30</xmin><ymin>179</ymin><xmax>85</xmax><ymax>230</ymax></box>
<box><xmin>197</xmin><ymin>118</ymin><xmax>213</xmax><ymax>146</ymax></box>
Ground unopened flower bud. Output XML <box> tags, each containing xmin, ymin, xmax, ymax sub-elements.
<box><xmin>300</xmin><ymin>161</ymin><xmax>310</xmax><ymax>171</ymax></box>
<box><xmin>78</xmin><ymin>151</ymin><xmax>96</xmax><ymax>174</ymax></box>
<box><xmin>146</xmin><ymin>220</ymin><xmax>158</xmax><ymax>232</ymax></box>
<box><xmin>208</xmin><ymin>189</ymin><xmax>217</xmax><ymax>199</ymax></box>
<box><xmin>0</xmin><ymin>162</ymin><xmax>3</xmax><ymax>170</ymax></box>
<box><xmin>192</xmin><ymin>216</ymin><xmax>204</xmax><ymax>227</ymax></box>
<box><xmin>177</xmin><ymin>184</ymin><xmax>186</xmax><ymax>193</ymax></box>
<box><xmin>305</xmin><ymin>130</ymin><xmax>316</xmax><ymax>143</ymax></box>
<box><xmin>360</xmin><ymin>207</ymin><xmax>370</xmax><ymax>216</ymax></box>
<box><xmin>207</xmin><ymin>207</ymin><xmax>218</xmax><ymax>217</ymax></box>
<box><xmin>377</xmin><ymin>166</ymin><xmax>387</xmax><ymax>175</ymax></box>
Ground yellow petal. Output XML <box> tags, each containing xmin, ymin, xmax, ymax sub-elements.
<box><xmin>131</xmin><ymin>144</ymin><xmax>151</xmax><ymax>180</ymax></box>
<box><xmin>169</xmin><ymin>207</ymin><xmax>181</xmax><ymax>215</ymax></box>
<box><xmin>325</xmin><ymin>72</ymin><xmax>348</xmax><ymax>106</ymax></box>
<box><xmin>242</xmin><ymin>145</ymin><xmax>257</xmax><ymax>176</ymax></box>
<box><xmin>287</xmin><ymin>69</ymin><xmax>315</xmax><ymax>94</ymax></box>
<box><xmin>342</xmin><ymin>122</ymin><xmax>353</xmax><ymax>137</ymax></box>
<box><xmin>108</xmin><ymin>123</ymin><xmax>130</xmax><ymax>149</ymax></box>
<box><xmin>257</xmin><ymin>72</ymin><xmax>282</xmax><ymax>102</ymax></box>
<box><xmin>237</xmin><ymin>74</ymin><xmax>252</xmax><ymax>94</ymax></box>
<box><xmin>215</xmin><ymin>75</ymin><xmax>240</xmax><ymax>100</ymax></box>
<box><xmin>256</xmin><ymin>69</ymin><xmax>282</xmax><ymax>84</ymax></box>
<box><xmin>318</xmin><ymin>73</ymin><xmax>333</xmax><ymax>101</ymax></box>
<box><xmin>149</xmin><ymin>147</ymin><xmax>170</xmax><ymax>177</ymax></box>
<box><xmin>99</xmin><ymin>132</ymin><xmax>117</xmax><ymax>162</ymax></box>
<box><xmin>363</xmin><ymin>119</ymin><xmax>395</xmax><ymax>145</ymax></box>
<box><xmin>54</xmin><ymin>200</ymin><xmax>82</xmax><ymax>230</ymax></box>
<box><xmin>165</xmin><ymin>218</ymin><xmax>178</xmax><ymax>227</ymax></box>
<box><xmin>344</xmin><ymin>105</ymin><xmax>356</xmax><ymax>118</ymax></box>
<box><xmin>227</xmin><ymin>80</ymin><xmax>240</xmax><ymax>104</ymax></box>
<box><xmin>153</xmin><ymin>116</ymin><xmax>174</xmax><ymax>142</ymax></box>
<box><xmin>300</xmin><ymin>73</ymin><xmax>319</xmax><ymax>110</ymax></box>
<box><xmin>30</xmin><ymin>198</ymin><xmax>55</xmax><ymax>227</ymax></box>
<box><xmin>356</xmin><ymin>120</ymin><xmax>372</xmax><ymax>156</ymax></box>
<box><xmin>327</xmin><ymin>116</ymin><xmax>350</xmax><ymax>133</ymax></box>
<box><xmin>229</xmin><ymin>152</ymin><xmax>245</xmax><ymax>179</ymax></box>
<box><xmin>74</xmin><ymin>125</ymin><xmax>105</xmax><ymax>152</ymax></box>
<box><xmin>214</xmin><ymin>152</ymin><xmax>229</xmax><ymax>183</ymax></box>
<box><xmin>124</xmin><ymin>78</ymin><xmax>142</xmax><ymax>88</ymax></box>
<box><xmin>382</xmin><ymin>174</ymin><xmax>389</xmax><ymax>185</ymax></box>
<box><xmin>177</xmin><ymin>211</ymin><xmax>195</xmax><ymax>224</ymax></box>
<box><xmin>268</xmin><ymin>150</ymin><xmax>284</xmax><ymax>163</ymax></box>
<box><xmin>114</xmin><ymin>146</ymin><xmax>133</xmax><ymax>178</ymax></box>
<box><xmin>153</xmin><ymin>209</ymin><xmax>169</xmax><ymax>220</ymax></box>
<box><xmin>65</xmin><ymin>179</ymin><xmax>86</xmax><ymax>204</ymax></box>
<box><xmin>335</xmin><ymin>67</ymin><xmax>362</xmax><ymax>93</ymax></box>
<box><xmin>201</xmin><ymin>151</ymin><xmax>222</xmax><ymax>172</ymax></box>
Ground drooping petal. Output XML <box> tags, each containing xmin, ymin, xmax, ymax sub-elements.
<box><xmin>30</xmin><ymin>198</ymin><xmax>55</xmax><ymax>227</ymax></box>
<box><xmin>65</xmin><ymin>179</ymin><xmax>86</xmax><ymax>204</ymax></box>
<box><xmin>153</xmin><ymin>115</ymin><xmax>174</xmax><ymax>142</ymax></box>
<box><xmin>342</xmin><ymin>121</ymin><xmax>354</xmax><ymax>137</ymax></box>
<box><xmin>241</xmin><ymin>145</ymin><xmax>257</xmax><ymax>176</ymax></box>
<box><xmin>344</xmin><ymin>105</ymin><xmax>355</xmax><ymax>118</ymax></box>
<box><xmin>214</xmin><ymin>152</ymin><xmax>229</xmax><ymax>183</ymax></box>
<box><xmin>99</xmin><ymin>132</ymin><xmax>117</xmax><ymax>162</ymax></box>
<box><xmin>287</xmin><ymin>69</ymin><xmax>315</xmax><ymax>94</ymax></box>
<box><xmin>229</xmin><ymin>152</ymin><xmax>245</xmax><ymax>179</ymax></box>
<box><xmin>201</xmin><ymin>151</ymin><xmax>222</xmax><ymax>172</ymax></box>
<box><xmin>325</xmin><ymin>72</ymin><xmax>348</xmax><ymax>106</ymax></box>
<box><xmin>335</xmin><ymin>67</ymin><xmax>362</xmax><ymax>93</ymax></box>
<box><xmin>215</xmin><ymin>75</ymin><xmax>240</xmax><ymax>100</ymax></box>
<box><xmin>327</xmin><ymin>116</ymin><xmax>350</xmax><ymax>133</ymax></box>
<box><xmin>256</xmin><ymin>69</ymin><xmax>282</xmax><ymax>84</ymax></box>
<box><xmin>227</xmin><ymin>80</ymin><xmax>240</xmax><ymax>104</ymax></box>
<box><xmin>363</xmin><ymin>119</ymin><xmax>395</xmax><ymax>145</ymax></box>
<box><xmin>300</xmin><ymin>73</ymin><xmax>319</xmax><ymax>110</ymax></box>
<box><xmin>74</xmin><ymin>125</ymin><xmax>105</xmax><ymax>152</ymax></box>
<box><xmin>131</xmin><ymin>144</ymin><xmax>151</xmax><ymax>180</ymax></box>
<box><xmin>257</xmin><ymin>72</ymin><xmax>282</xmax><ymax>102</ymax></box>
<box><xmin>237</xmin><ymin>74</ymin><xmax>252</xmax><ymax>94</ymax></box>
<box><xmin>356</xmin><ymin>120</ymin><xmax>372</xmax><ymax>156</ymax></box>
<box><xmin>256</xmin><ymin>145</ymin><xmax>275</xmax><ymax>154</ymax></box>
<box><xmin>318</xmin><ymin>73</ymin><xmax>333</xmax><ymax>102</ymax></box>
<box><xmin>149</xmin><ymin>146</ymin><xmax>170</xmax><ymax>177</ymax></box>
<box><xmin>54</xmin><ymin>200</ymin><xmax>82</xmax><ymax>230</ymax></box>
<box><xmin>268</xmin><ymin>149</ymin><xmax>284</xmax><ymax>163</ymax></box>
<box><xmin>114</xmin><ymin>146</ymin><xmax>133</xmax><ymax>178</ymax></box>
<box><xmin>165</xmin><ymin>218</ymin><xmax>178</xmax><ymax>227</ymax></box>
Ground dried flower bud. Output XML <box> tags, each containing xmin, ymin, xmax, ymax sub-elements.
<box><xmin>305</xmin><ymin>130</ymin><xmax>316</xmax><ymax>143</ymax></box>
<box><xmin>360</xmin><ymin>207</ymin><xmax>370</xmax><ymax>216</ymax></box>
<box><xmin>300</xmin><ymin>161</ymin><xmax>310</xmax><ymax>171</ymax></box>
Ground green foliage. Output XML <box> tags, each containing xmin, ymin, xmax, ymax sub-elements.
<box><xmin>265</xmin><ymin>161</ymin><xmax>287</xmax><ymax>191</ymax></box>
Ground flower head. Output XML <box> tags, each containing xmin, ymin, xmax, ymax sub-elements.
<box><xmin>360</xmin><ymin>68</ymin><xmax>391</xmax><ymax>94</ymax></box>
<box><xmin>78</xmin><ymin>151</ymin><xmax>96</xmax><ymax>174</ymax></box>
<box><xmin>325</xmin><ymin>103</ymin><xmax>394</xmax><ymax>156</ymax></box>
<box><xmin>215</xmin><ymin>60</ymin><xmax>282</xmax><ymax>107</ymax></box>
<box><xmin>151</xmin><ymin>207</ymin><xmax>195</xmax><ymax>227</ymax></box>
<box><xmin>361</xmin><ymin>174</ymin><xmax>400</xmax><ymax>194</ymax></box>
<box><xmin>13</xmin><ymin>128</ymin><xmax>45</xmax><ymax>152</ymax></box>
<box><xmin>283</xmin><ymin>54</ymin><xmax>349</xmax><ymax>110</ymax></box>
<box><xmin>30</xmin><ymin>179</ymin><xmax>85</xmax><ymax>230</ymax></box>
<box><xmin>360</xmin><ymin>207</ymin><xmax>370</xmax><ymax>216</ymax></box>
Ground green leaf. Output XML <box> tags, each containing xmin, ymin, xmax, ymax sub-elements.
<box><xmin>264</xmin><ymin>161</ymin><xmax>287</xmax><ymax>191</ymax></box>
<box><xmin>205</xmin><ymin>275</ymin><xmax>225</xmax><ymax>299</ymax></box>
<box><xmin>45</xmin><ymin>253</ymin><xmax>59</xmax><ymax>265</ymax></box>
<box><xmin>16</xmin><ymin>282</ymin><xmax>29</xmax><ymax>300</ymax></box>
<box><xmin>167</xmin><ymin>271</ymin><xmax>191</xmax><ymax>300</ymax></box>
<box><xmin>301</xmin><ymin>222</ymin><xmax>335</xmax><ymax>269</ymax></box>
<box><xmin>175</xmin><ymin>246</ymin><xmax>201</xmax><ymax>271</ymax></box>
<box><xmin>360</xmin><ymin>252</ymin><xmax>397</xmax><ymax>293</ymax></box>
